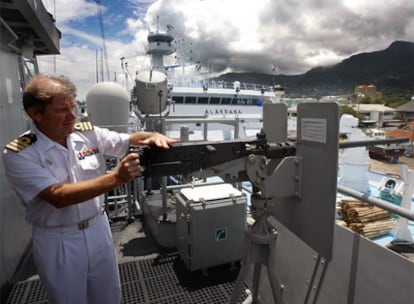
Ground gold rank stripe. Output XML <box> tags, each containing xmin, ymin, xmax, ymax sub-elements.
<box><xmin>74</xmin><ymin>121</ymin><xmax>94</xmax><ymax>132</ymax></box>
<box><xmin>5</xmin><ymin>135</ymin><xmax>36</xmax><ymax>152</ymax></box>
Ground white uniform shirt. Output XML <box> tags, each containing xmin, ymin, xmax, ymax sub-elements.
<box><xmin>3</xmin><ymin>124</ymin><xmax>130</xmax><ymax>228</ymax></box>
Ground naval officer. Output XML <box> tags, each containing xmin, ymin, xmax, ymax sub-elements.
<box><xmin>2</xmin><ymin>74</ymin><xmax>178</xmax><ymax>304</ymax></box>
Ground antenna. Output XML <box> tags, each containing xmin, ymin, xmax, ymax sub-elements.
<box><xmin>94</xmin><ymin>0</ymin><xmax>110</xmax><ymax>81</ymax></box>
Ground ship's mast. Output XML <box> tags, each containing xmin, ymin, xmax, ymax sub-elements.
<box><xmin>146</xmin><ymin>17</ymin><xmax>174</xmax><ymax>72</ymax></box>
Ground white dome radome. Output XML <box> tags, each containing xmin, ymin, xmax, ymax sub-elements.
<box><xmin>86</xmin><ymin>82</ymin><xmax>130</xmax><ymax>132</ymax></box>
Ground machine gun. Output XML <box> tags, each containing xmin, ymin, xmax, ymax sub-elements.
<box><xmin>138</xmin><ymin>132</ymin><xmax>296</xmax><ymax>179</ymax></box>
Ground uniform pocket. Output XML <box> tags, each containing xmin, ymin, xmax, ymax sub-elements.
<box><xmin>79</xmin><ymin>154</ymin><xmax>100</xmax><ymax>170</ymax></box>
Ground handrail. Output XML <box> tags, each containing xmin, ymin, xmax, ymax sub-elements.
<box><xmin>337</xmin><ymin>184</ymin><xmax>414</xmax><ymax>221</ymax></box>
<box><xmin>339</xmin><ymin>137</ymin><xmax>409</xmax><ymax>148</ymax></box>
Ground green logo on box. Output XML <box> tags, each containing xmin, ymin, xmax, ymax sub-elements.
<box><xmin>215</xmin><ymin>227</ymin><xmax>227</xmax><ymax>241</ymax></box>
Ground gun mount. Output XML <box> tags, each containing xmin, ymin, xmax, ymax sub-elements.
<box><xmin>135</xmin><ymin>103</ymin><xmax>341</xmax><ymax>303</ymax></box>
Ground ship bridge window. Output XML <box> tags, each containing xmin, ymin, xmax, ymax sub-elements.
<box><xmin>185</xmin><ymin>96</ymin><xmax>196</xmax><ymax>104</ymax></box>
<box><xmin>172</xmin><ymin>96</ymin><xmax>184</xmax><ymax>104</ymax></box>
<box><xmin>237</xmin><ymin>98</ymin><xmax>254</xmax><ymax>105</ymax></box>
<box><xmin>221</xmin><ymin>98</ymin><xmax>231</xmax><ymax>104</ymax></box>
<box><xmin>210</xmin><ymin>97</ymin><xmax>220</xmax><ymax>104</ymax></box>
<box><xmin>231</xmin><ymin>98</ymin><xmax>241</xmax><ymax>105</ymax></box>
<box><xmin>198</xmin><ymin>97</ymin><xmax>209</xmax><ymax>104</ymax></box>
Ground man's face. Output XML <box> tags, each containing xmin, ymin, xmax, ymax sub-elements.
<box><xmin>30</xmin><ymin>95</ymin><xmax>77</xmax><ymax>144</ymax></box>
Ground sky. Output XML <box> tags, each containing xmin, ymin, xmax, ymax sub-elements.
<box><xmin>39</xmin><ymin>0</ymin><xmax>414</xmax><ymax>100</ymax></box>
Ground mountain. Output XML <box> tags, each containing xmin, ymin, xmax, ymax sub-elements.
<box><xmin>213</xmin><ymin>41</ymin><xmax>414</xmax><ymax>98</ymax></box>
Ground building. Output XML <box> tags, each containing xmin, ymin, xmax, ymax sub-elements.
<box><xmin>350</xmin><ymin>84</ymin><xmax>383</xmax><ymax>103</ymax></box>
<box><xmin>394</xmin><ymin>96</ymin><xmax>414</xmax><ymax>122</ymax></box>
<box><xmin>348</xmin><ymin>103</ymin><xmax>397</xmax><ymax>127</ymax></box>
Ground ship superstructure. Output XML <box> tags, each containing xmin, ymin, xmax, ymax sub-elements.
<box><xmin>0</xmin><ymin>0</ymin><xmax>60</xmax><ymax>293</ymax></box>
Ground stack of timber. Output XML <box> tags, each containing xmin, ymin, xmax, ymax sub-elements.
<box><xmin>337</xmin><ymin>199</ymin><xmax>396</xmax><ymax>238</ymax></box>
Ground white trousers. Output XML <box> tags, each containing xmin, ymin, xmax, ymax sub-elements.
<box><xmin>32</xmin><ymin>214</ymin><xmax>121</xmax><ymax>304</ymax></box>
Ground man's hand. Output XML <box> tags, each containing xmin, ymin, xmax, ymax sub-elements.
<box><xmin>113</xmin><ymin>153</ymin><xmax>141</xmax><ymax>184</ymax></box>
<box><xmin>137</xmin><ymin>132</ymin><xmax>179</xmax><ymax>149</ymax></box>
<box><xmin>38</xmin><ymin>152</ymin><xmax>142</xmax><ymax>209</ymax></box>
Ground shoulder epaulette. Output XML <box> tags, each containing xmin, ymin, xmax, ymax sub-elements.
<box><xmin>74</xmin><ymin>121</ymin><xmax>94</xmax><ymax>132</ymax></box>
<box><xmin>5</xmin><ymin>134</ymin><xmax>37</xmax><ymax>152</ymax></box>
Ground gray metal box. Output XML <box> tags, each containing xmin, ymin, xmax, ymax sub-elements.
<box><xmin>176</xmin><ymin>183</ymin><xmax>247</xmax><ymax>271</ymax></box>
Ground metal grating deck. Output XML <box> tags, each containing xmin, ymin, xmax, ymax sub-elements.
<box><xmin>4</xmin><ymin>253</ymin><xmax>248</xmax><ymax>304</ymax></box>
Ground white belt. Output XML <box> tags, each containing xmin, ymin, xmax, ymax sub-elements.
<box><xmin>33</xmin><ymin>212</ymin><xmax>104</xmax><ymax>233</ymax></box>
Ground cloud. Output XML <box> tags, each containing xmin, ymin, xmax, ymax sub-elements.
<box><xmin>39</xmin><ymin>0</ymin><xmax>414</xmax><ymax>99</ymax></box>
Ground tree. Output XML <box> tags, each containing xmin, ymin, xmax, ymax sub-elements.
<box><xmin>340</xmin><ymin>105</ymin><xmax>365</xmax><ymax>122</ymax></box>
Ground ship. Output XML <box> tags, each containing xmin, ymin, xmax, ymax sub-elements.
<box><xmin>1</xmin><ymin>2</ymin><xmax>414</xmax><ymax>304</ymax></box>
<box><xmin>125</xmin><ymin>21</ymin><xmax>290</xmax><ymax>142</ymax></box>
